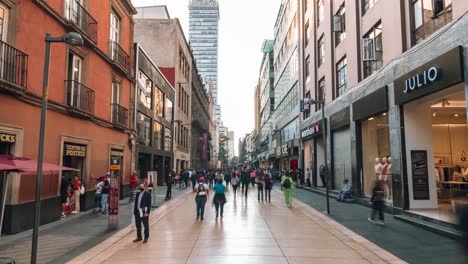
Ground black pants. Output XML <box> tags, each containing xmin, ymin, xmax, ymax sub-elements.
<box><xmin>233</xmin><ymin>184</ymin><xmax>238</xmax><ymax>196</ymax></box>
<box><xmin>166</xmin><ymin>183</ymin><xmax>172</xmax><ymax>199</ymax></box>
<box><xmin>265</xmin><ymin>188</ymin><xmax>271</xmax><ymax>202</ymax></box>
<box><xmin>371</xmin><ymin>201</ymin><xmax>384</xmax><ymax>221</ymax></box>
<box><xmin>250</xmin><ymin>178</ymin><xmax>255</xmax><ymax>187</ymax></box>
<box><xmin>241</xmin><ymin>182</ymin><xmax>248</xmax><ymax>197</ymax></box>
<box><xmin>257</xmin><ymin>183</ymin><xmax>264</xmax><ymax>201</ymax></box>
<box><xmin>135</xmin><ymin>215</ymin><xmax>149</xmax><ymax>240</ymax></box>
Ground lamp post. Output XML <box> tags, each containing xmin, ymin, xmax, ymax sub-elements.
<box><xmin>32</xmin><ymin>32</ymin><xmax>83</xmax><ymax>264</ymax></box>
<box><xmin>307</xmin><ymin>98</ymin><xmax>330</xmax><ymax>215</ymax></box>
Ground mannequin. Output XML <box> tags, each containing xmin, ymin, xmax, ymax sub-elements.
<box><xmin>374</xmin><ymin>158</ymin><xmax>382</xmax><ymax>180</ymax></box>
<box><xmin>385</xmin><ymin>157</ymin><xmax>392</xmax><ymax>199</ymax></box>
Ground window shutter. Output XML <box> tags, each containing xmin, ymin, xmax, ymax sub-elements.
<box><xmin>362</xmin><ymin>38</ymin><xmax>376</xmax><ymax>61</ymax></box>
<box><xmin>333</xmin><ymin>15</ymin><xmax>342</xmax><ymax>32</ymax></box>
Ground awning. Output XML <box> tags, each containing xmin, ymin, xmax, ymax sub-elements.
<box><xmin>0</xmin><ymin>155</ymin><xmax>79</xmax><ymax>172</ymax></box>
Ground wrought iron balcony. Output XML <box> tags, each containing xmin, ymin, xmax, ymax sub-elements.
<box><xmin>64</xmin><ymin>0</ymin><xmax>98</xmax><ymax>43</ymax></box>
<box><xmin>111</xmin><ymin>103</ymin><xmax>128</xmax><ymax>127</ymax></box>
<box><xmin>65</xmin><ymin>80</ymin><xmax>95</xmax><ymax>114</ymax></box>
<box><xmin>0</xmin><ymin>40</ymin><xmax>28</xmax><ymax>88</ymax></box>
<box><xmin>110</xmin><ymin>42</ymin><xmax>130</xmax><ymax>72</ymax></box>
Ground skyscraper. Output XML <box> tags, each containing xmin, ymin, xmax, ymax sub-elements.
<box><xmin>189</xmin><ymin>0</ymin><xmax>221</xmax><ymax>123</ymax></box>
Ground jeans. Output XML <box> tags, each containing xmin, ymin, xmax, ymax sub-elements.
<box><xmin>233</xmin><ymin>184</ymin><xmax>238</xmax><ymax>196</ymax></box>
<box><xmin>214</xmin><ymin>203</ymin><xmax>224</xmax><ymax>216</ymax></box>
<box><xmin>195</xmin><ymin>196</ymin><xmax>207</xmax><ymax>219</ymax></box>
<box><xmin>93</xmin><ymin>193</ymin><xmax>102</xmax><ymax>209</ymax></box>
<box><xmin>265</xmin><ymin>188</ymin><xmax>271</xmax><ymax>202</ymax></box>
<box><xmin>101</xmin><ymin>194</ymin><xmax>108</xmax><ymax>213</ymax></box>
<box><xmin>250</xmin><ymin>178</ymin><xmax>255</xmax><ymax>187</ymax></box>
<box><xmin>257</xmin><ymin>183</ymin><xmax>264</xmax><ymax>201</ymax></box>
<box><xmin>135</xmin><ymin>215</ymin><xmax>149</xmax><ymax>240</ymax></box>
<box><xmin>166</xmin><ymin>184</ymin><xmax>172</xmax><ymax>199</ymax></box>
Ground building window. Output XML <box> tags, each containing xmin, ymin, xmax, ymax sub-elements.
<box><xmin>164</xmin><ymin>127</ymin><xmax>172</xmax><ymax>152</ymax></box>
<box><xmin>305</xmin><ymin>55</ymin><xmax>311</xmax><ymax>82</ymax></box>
<box><xmin>111</xmin><ymin>81</ymin><xmax>120</xmax><ymax>105</ymax></box>
<box><xmin>0</xmin><ymin>4</ymin><xmax>9</xmax><ymax>41</ymax></box>
<box><xmin>138</xmin><ymin>70</ymin><xmax>152</xmax><ymax>109</ymax></box>
<box><xmin>318</xmin><ymin>35</ymin><xmax>324</xmax><ymax>67</ymax></box>
<box><xmin>412</xmin><ymin>0</ymin><xmax>452</xmax><ymax>44</ymax></box>
<box><xmin>334</xmin><ymin>4</ymin><xmax>346</xmax><ymax>46</ymax></box>
<box><xmin>153</xmin><ymin>121</ymin><xmax>163</xmax><ymax>150</ymax></box>
<box><xmin>362</xmin><ymin>22</ymin><xmax>383</xmax><ymax>78</ymax></box>
<box><xmin>110</xmin><ymin>11</ymin><xmax>120</xmax><ymax>44</ymax></box>
<box><xmin>317</xmin><ymin>0</ymin><xmax>324</xmax><ymax>25</ymax></box>
<box><xmin>317</xmin><ymin>78</ymin><xmax>325</xmax><ymax>110</ymax></box>
<box><xmin>165</xmin><ymin>96</ymin><xmax>173</xmax><ymax>122</ymax></box>
<box><xmin>304</xmin><ymin>91</ymin><xmax>311</xmax><ymax>119</ymax></box>
<box><xmin>362</xmin><ymin>0</ymin><xmax>379</xmax><ymax>15</ymax></box>
<box><xmin>336</xmin><ymin>56</ymin><xmax>348</xmax><ymax>97</ymax></box>
<box><xmin>137</xmin><ymin>112</ymin><xmax>151</xmax><ymax>146</ymax></box>
<box><xmin>154</xmin><ymin>87</ymin><xmax>164</xmax><ymax>118</ymax></box>
<box><xmin>304</xmin><ymin>21</ymin><xmax>310</xmax><ymax>47</ymax></box>
<box><xmin>304</xmin><ymin>0</ymin><xmax>308</xmax><ymax>12</ymax></box>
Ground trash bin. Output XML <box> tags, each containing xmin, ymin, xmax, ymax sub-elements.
<box><xmin>0</xmin><ymin>257</ymin><xmax>15</xmax><ymax>264</ymax></box>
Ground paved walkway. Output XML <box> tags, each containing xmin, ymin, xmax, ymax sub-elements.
<box><xmin>69</xmin><ymin>186</ymin><xmax>406</xmax><ymax>264</ymax></box>
<box><xmin>0</xmin><ymin>186</ymin><xmax>187</xmax><ymax>264</ymax></box>
<box><xmin>292</xmin><ymin>187</ymin><xmax>466</xmax><ymax>264</ymax></box>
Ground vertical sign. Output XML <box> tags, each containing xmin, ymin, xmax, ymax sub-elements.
<box><xmin>411</xmin><ymin>150</ymin><xmax>430</xmax><ymax>200</ymax></box>
<box><xmin>108</xmin><ymin>156</ymin><xmax>121</xmax><ymax>229</ymax></box>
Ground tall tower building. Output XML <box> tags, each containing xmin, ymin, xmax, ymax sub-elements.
<box><xmin>189</xmin><ymin>0</ymin><xmax>221</xmax><ymax>125</ymax></box>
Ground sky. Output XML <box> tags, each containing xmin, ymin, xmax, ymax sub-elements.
<box><xmin>132</xmin><ymin>0</ymin><xmax>282</xmax><ymax>156</ymax></box>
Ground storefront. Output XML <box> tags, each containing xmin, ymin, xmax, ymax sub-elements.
<box><xmin>353</xmin><ymin>88</ymin><xmax>392</xmax><ymax>200</ymax></box>
<box><xmin>276</xmin><ymin>141</ymin><xmax>298</xmax><ymax>171</ymax></box>
<box><xmin>301</xmin><ymin>122</ymin><xmax>322</xmax><ymax>187</ymax></box>
<box><xmin>394</xmin><ymin>46</ymin><xmax>466</xmax><ymax>220</ymax></box>
<box><xmin>0</xmin><ymin>131</ymin><xmax>17</xmax><ymax>234</ymax></box>
<box><xmin>330</xmin><ymin>108</ymin><xmax>352</xmax><ymax>191</ymax></box>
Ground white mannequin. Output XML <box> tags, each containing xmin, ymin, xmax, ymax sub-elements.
<box><xmin>374</xmin><ymin>158</ymin><xmax>382</xmax><ymax>180</ymax></box>
<box><xmin>381</xmin><ymin>157</ymin><xmax>390</xmax><ymax>199</ymax></box>
<box><xmin>387</xmin><ymin>157</ymin><xmax>392</xmax><ymax>175</ymax></box>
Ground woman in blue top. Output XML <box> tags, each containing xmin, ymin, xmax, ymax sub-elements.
<box><xmin>213</xmin><ymin>179</ymin><xmax>227</xmax><ymax>218</ymax></box>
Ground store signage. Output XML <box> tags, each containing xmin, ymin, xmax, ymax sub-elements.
<box><xmin>276</xmin><ymin>147</ymin><xmax>282</xmax><ymax>157</ymax></box>
<box><xmin>0</xmin><ymin>133</ymin><xmax>15</xmax><ymax>143</ymax></box>
<box><xmin>394</xmin><ymin>46</ymin><xmax>464</xmax><ymax>105</ymax></box>
<box><xmin>108</xmin><ymin>176</ymin><xmax>120</xmax><ymax>215</ymax></box>
<box><xmin>64</xmin><ymin>144</ymin><xmax>86</xmax><ymax>157</ymax></box>
<box><xmin>301</xmin><ymin>123</ymin><xmax>320</xmax><ymax>138</ymax></box>
<box><xmin>411</xmin><ymin>150</ymin><xmax>430</xmax><ymax>200</ymax></box>
<box><xmin>281</xmin><ymin>144</ymin><xmax>289</xmax><ymax>156</ymax></box>
<box><xmin>403</xmin><ymin>67</ymin><xmax>440</xmax><ymax>93</ymax></box>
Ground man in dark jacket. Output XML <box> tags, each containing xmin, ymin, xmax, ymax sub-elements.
<box><xmin>165</xmin><ymin>171</ymin><xmax>173</xmax><ymax>200</ymax></box>
<box><xmin>240</xmin><ymin>167</ymin><xmax>250</xmax><ymax>198</ymax></box>
<box><xmin>134</xmin><ymin>184</ymin><xmax>152</xmax><ymax>243</ymax></box>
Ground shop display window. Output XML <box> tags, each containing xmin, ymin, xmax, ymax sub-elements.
<box><xmin>361</xmin><ymin>113</ymin><xmax>392</xmax><ymax>200</ymax></box>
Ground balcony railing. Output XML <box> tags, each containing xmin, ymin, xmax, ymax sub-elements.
<box><xmin>0</xmin><ymin>40</ymin><xmax>28</xmax><ymax>88</ymax></box>
<box><xmin>111</xmin><ymin>103</ymin><xmax>128</xmax><ymax>127</ymax></box>
<box><xmin>64</xmin><ymin>0</ymin><xmax>98</xmax><ymax>43</ymax></box>
<box><xmin>65</xmin><ymin>80</ymin><xmax>95</xmax><ymax>114</ymax></box>
<box><xmin>110</xmin><ymin>42</ymin><xmax>130</xmax><ymax>72</ymax></box>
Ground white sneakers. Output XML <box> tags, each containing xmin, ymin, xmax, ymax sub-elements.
<box><xmin>368</xmin><ymin>217</ymin><xmax>385</xmax><ymax>226</ymax></box>
<box><xmin>71</xmin><ymin>211</ymin><xmax>79</xmax><ymax>214</ymax></box>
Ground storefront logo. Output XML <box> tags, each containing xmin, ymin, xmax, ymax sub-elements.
<box><xmin>281</xmin><ymin>144</ymin><xmax>289</xmax><ymax>156</ymax></box>
<box><xmin>0</xmin><ymin>133</ymin><xmax>15</xmax><ymax>143</ymax></box>
<box><xmin>65</xmin><ymin>144</ymin><xmax>86</xmax><ymax>157</ymax></box>
<box><xmin>301</xmin><ymin>124</ymin><xmax>320</xmax><ymax>138</ymax></box>
<box><xmin>403</xmin><ymin>67</ymin><xmax>440</xmax><ymax>93</ymax></box>
<box><xmin>276</xmin><ymin>147</ymin><xmax>282</xmax><ymax>156</ymax></box>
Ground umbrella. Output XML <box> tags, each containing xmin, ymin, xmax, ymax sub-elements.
<box><xmin>0</xmin><ymin>155</ymin><xmax>79</xmax><ymax>172</ymax></box>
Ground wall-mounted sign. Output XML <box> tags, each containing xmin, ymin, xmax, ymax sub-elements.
<box><xmin>64</xmin><ymin>143</ymin><xmax>86</xmax><ymax>157</ymax></box>
<box><xmin>0</xmin><ymin>133</ymin><xmax>15</xmax><ymax>143</ymax></box>
<box><xmin>276</xmin><ymin>147</ymin><xmax>282</xmax><ymax>157</ymax></box>
<box><xmin>411</xmin><ymin>150</ymin><xmax>430</xmax><ymax>200</ymax></box>
<box><xmin>281</xmin><ymin>144</ymin><xmax>289</xmax><ymax>156</ymax></box>
<box><xmin>301</xmin><ymin>123</ymin><xmax>320</xmax><ymax>139</ymax></box>
<box><xmin>394</xmin><ymin>46</ymin><xmax>464</xmax><ymax>105</ymax></box>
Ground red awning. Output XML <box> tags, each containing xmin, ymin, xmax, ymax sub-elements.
<box><xmin>0</xmin><ymin>155</ymin><xmax>79</xmax><ymax>172</ymax></box>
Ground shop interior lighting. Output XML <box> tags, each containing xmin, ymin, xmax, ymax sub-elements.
<box><xmin>454</xmin><ymin>114</ymin><xmax>459</xmax><ymax>117</ymax></box>
<box><xmin>433</xmin><ymin>112</ymin><xmax>437</xmax><ymax>117</ymax></box>
<box><xmin>368</xmin><ymin>117</ymin><xmax>374</xmax><ymax>121</ymax></box>
<box><xmin>382</xmin><ymin>113</ymin><xmax>387</xmax><ymax>116</ymax></box>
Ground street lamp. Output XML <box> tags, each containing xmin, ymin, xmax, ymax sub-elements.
<box><xmin>305</xmin><ymin>98</ymin><xmax>330</xmax><ymax>215</ymax></box>
<box><xmin>32</xmin><ymin>32</ymin><xmax>83</xmax><ymax>264</ymax></box>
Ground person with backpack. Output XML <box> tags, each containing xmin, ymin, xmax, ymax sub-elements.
<box><xmin>368</xmin><ymin>180</ymin><xmax>385</xmax><ymax>225</ymax></box>
<box><xmin>265</xmin><ymin>171</ymin><xmax>273</xmax><ymax>203</ymax></box>
<box><xmin>213</xmin><ymin>179</ymin><xmax>227</xmax><ymax>218</ymax></box>
<box><xmin>231</xmin><ymin>173</ymin><xmax>240</xmax><ymax>198</ymax></box>
<box><xmin>101</xmin><ymin>174</ymin><xmax>110</xmax><ymax>214</ymax></box>
<box><xmin>281</xmin><ymin>172</ymin><xmax>294</xmax><ymax>208</ymax></box>
<box><xmin>194</xmin><ymin>177</ymin><xmax>210</xmax><ymax>220</ymax></box>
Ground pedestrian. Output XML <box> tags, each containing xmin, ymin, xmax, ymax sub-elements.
<box><xmin>165</xmin><ymin>170</ymin><xmax>174</xmax><ymax>200</ymax></box>
<box><xmin>93</xmin><ymin>177</ymin><xmax>103</xmax><ymax>213</ymax></box>
<box><xmin>60</xmin><ymin>175</ymin><xmax>69</xmax><ymax>218</ymax></box>
<box><xmin>194</xmin><ymin>177</ymin><xmax>209</xmax><ymax>220</ymax></box>
<box><xmin>133</xmin><ymin>184</ymin><xmax>151</xmax><ymax>243</ymax></box>
<box><xmin>281</xmin><ymin>172</ymin><xmax>294</xmax><ymax>208</ymax></box>
<box><xmin>213</xmin><ymin>179</ymin><xmax>227</xmax><ymax>218</ymax></box>
<box><xmin>231</xmin><ymin>173</ymin><xmax>239</xmax><ymax>198</ymax></box>
<box><xmin>241</xmin><ymin>167</ymin><xmax>250</xmax><ymax>198</ymax></box>
<box><xmin>337</xmin><ymin>179</ymin><xmax>352</xmax><ymax>202</ymax></box>
<box><xmin>225</xmin><ymin>170</ymin><xmax>232</xmax><ymax>189</ymax></box>
<box><xmin>256</xmin><ymin>170</ymin><xmax>265</xmax><ymax>202</ymax></box>
<box><xmin>459</xmin><ymin>205</ymin><xmax>468</xmax><ymax>253</ymax></box>
<box><xmin>101</xmin><ymin>173</ymin><xmax>110</xmax><ymax>214</ymax></box>
<box><xmin>265</xmin><ymin>171</ymin><xmax>272</xmax><ymax>203</ymax></box>
<box><xmin>368</xmin><ymin>180</ymin><xmax>385</xmax><ymax>225</ymax></box>
<box><xmin>250</xmin><ymin>170</ymin><xmax>256</xmax><ymax>187</ymax></box>
<box><xmin>129</xmin><ymin>171</ymin><xmax>138</xmax><ymax>201</ymax></box>
<box><xmin>183</xmin><ymin>170</ymin><xmax>190</xmax><ymax>188</ymax></box>
<box><xmin>71</xmin><ymin>175</ymin><xmax>81</xmax><ymax>214</ymax></box>
<box><xmin>191</xmin><ymin>171</ymin><xmax>197</xmax><ymax>189</ymax></box>
<box><xmin>306</xmin><ymin>168</ymin><xmax>312</xmax><ymax>187</ymax></box>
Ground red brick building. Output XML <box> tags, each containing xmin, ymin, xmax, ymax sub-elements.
<box><xmin>0</xmin><ymin>0</ymin><xmax>136</xmax><ymax>234</ymax></box>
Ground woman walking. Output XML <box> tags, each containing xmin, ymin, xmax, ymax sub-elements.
<box><xmin>256</xmin><ymin>170</ymin><xmax>265</xmax><ymax>202</ymax></box>
<box><xmin>194</xmin><ymin>177</ymin><xmax>209</xmax><ymax>220</ymax></box>
<box><xmin>231</xmin><ymin>173</ymin><xmax>240</xmax><ymax>198</ymax></box>
<box><xmin>265</xmin><ymin>171</ymin><xmax>272</xmax><ymax>203</ymax></box>
<box><xmin>213</xmin><ymin>179</ymin><xmax>227</xmax><ymax>218</ymax></box>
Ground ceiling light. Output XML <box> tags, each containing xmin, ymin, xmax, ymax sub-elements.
<box><xmin>433</xmin><ymin>112</ymin><xmax>437</xmax><ymax>117</ymax></box>
<box><xmin>368</xmin><ymin>117</ymin><xmax>374</xmax><ymax>121</ymax></box>
<box><xmin>382</xmin><ymin>113</ymin><xmax>387</xmax><ymax>116</ymax></box>
<box><xmin>454</xmin><ymin>114</ymin><xmax>459</xmax><ymax>117</ymax></box>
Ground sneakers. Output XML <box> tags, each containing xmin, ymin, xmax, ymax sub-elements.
<box><xmin>368</xmin><ymin>217</ymin><xmax>385</xmax><ymax>226</ymax></box>
<box><xmin>367</xmin><ymin>217</ymin><xmax>375</xmax><ymax>223</ymax></box>
<box><xmin>71</xmin><ymin>211</ymin><xmax>79</xmax><ymax>214</ymax></box>
<box><xmin>378</xmin><ymin>221</ymin><xmax>385</xmax><ymax>226</ymax></box>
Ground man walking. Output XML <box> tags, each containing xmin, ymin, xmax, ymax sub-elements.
<box><xmin>281</xmin><ymin>173</ymin><xmax>294</xmax><ymax>208</ymax></box>
<box><xmin>133</xmin><ymin>184</ymin><xmax>151</xmax><ymax>243</ymax></box>
<box><xmin>165</xmin><ymin>170</ymin><xmax>174</xmax><ymax>200</ymax></box>
<box><xmin>241</xmin><ymin>167</ymin><xmax>250</xmax><ymax>198</ymax></box>
<box><xmin>101</xmin><ymin>173</ymin><xmax>110</xmax><ymax>214</ymax></box>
